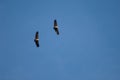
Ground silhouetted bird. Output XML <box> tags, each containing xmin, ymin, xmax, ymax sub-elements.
<box><xmin>34</xmin><ymin>31</ymin><xmax>39</xmax><ymax>47</ymax></box>
<box><xmin>53</xmin><ymin>19</ymin><xmax>59</xmax><ymax>35</ymax></box>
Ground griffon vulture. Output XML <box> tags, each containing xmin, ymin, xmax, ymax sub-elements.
<box><xmin>53</xmin><ymin>19</ymin><xmax>59</xmax><ymax>35</ymax></box>
<box><xmin>34</xmin><ymin>31</ymin><xmax>39</xmax><ymax>47</ymax></box>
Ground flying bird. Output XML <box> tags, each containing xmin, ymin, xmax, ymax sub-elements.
<box><xmin>53</xmin><ymin>19</ymin><xmax>59</xmax><ymax>35</ymax></box>
<box><xmin>34</xmin><ymin>31</ymin><xmax>39</xmax><ymax>47</ymax></box>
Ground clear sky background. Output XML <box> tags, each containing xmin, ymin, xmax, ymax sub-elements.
<box><xmin>0</xmin><ymin>0</ymin><xmax>120</xmax><ymax>80</ymax></box>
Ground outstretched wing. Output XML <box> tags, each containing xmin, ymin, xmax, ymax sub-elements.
<box><xmin>54</xmin><ymin>28</ymin><xmax>59</xmax><ymax>35</ymax></box>
<box><xmin>35</xmin><ymin>31</ymin><xmax>39</xmax><ymax>39</ymax></box>
<box><xmin>54</xmin><ymin>19</ymin><xmax>58</xmax><ymax>27</ymax></box>
<box><xmin>35</xmin><ymin>40</ymin><xmax>39</xmax><ymax>47</ymax></box>
<box><xmin>54</xmin><ymin>19</ymin><xmax>59</xmax><ymax>35</ymax></box>
<box><xmin>34</xmin><ymin>31</ymin><xmax>39</xmax><ymax>47</ymax></box>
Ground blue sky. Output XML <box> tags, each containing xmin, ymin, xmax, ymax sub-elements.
<box><xmin>0</xmin><ymin>0</ymin><xmax>120</xmax><ymax>80</ymax></box>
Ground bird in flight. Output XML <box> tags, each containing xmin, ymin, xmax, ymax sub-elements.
<box><xmin>34</xmin><ymin>31</ymin><xmax>39</xmax><ymax>47</ymax></box>
<box><xmin>53</xmin><ymin>19</ymin><xmax>59</xmax><ymax>35</ymax></box>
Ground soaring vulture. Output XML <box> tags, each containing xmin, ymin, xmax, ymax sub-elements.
<box><xmin>53</xmin><ymin>19</ymin><xmax>59</xmax><ymax>35</ymax></box>
<box><xmin>34</xmin><ymin>31</ymin><xmax>39</xmax><ymax>47</ymax></box>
